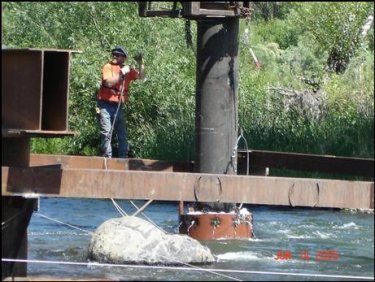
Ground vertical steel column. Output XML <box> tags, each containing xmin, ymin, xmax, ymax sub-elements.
<box><xmin>2</xmin><ymin>48</ymin><xmax>75</xmax><ymax>279</ymax></box>
<box><xmin>2</xmin><ymin>138</ymin><xmax>30</xmax><ymax>168</ymax></box>
<box><xmin>2</xmin><ymin>196</ymin><xmax>37</xmax><ymax>279</ymax></box>
<box><xmin>195</xmin><ymin>17</ymin><xmax>239</xmax><ymax>211</ymax></box>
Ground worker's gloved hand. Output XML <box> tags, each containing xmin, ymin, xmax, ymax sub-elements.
<box><xmin>120</xmin><ymin>65</ymin><xmax>130</xmax><ymax>75</ymax></box>
<box><xmin>134</xmin><ymin>52</ymin><xmax>144</xmax><ymax>65</ymax></box>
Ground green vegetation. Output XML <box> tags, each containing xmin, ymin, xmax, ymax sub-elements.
<box><xmin>3</xmin><ymin>2</ymin><xmax>374</xmax><ymax>163</ymax></box>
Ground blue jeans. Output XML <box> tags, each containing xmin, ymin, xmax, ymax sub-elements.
<box><xmin>97</xmin><ymin>100</ymin><xmax>128</xmax><ymax>158</ymax></box>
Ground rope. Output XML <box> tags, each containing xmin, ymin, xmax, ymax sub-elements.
<box><xmin>1</xmin><ymin>210</ymin><xmax>24</xmax><ymax>231</ymax></box>
<box><xmin>2</xmin><ymin>258</ymin><xmax>373</xmax><ymax>280</ymax></box>
<box><xmin>155</xmin><ymin>254</ymin><xmax>241</xmax><ymax>281</ymax></box>
<box><xmin>104</xmin><ymin>152</ymin><xmax>159</xmax><ymax>226</ymax></box>
<box><xmin>103</xmin><ymin>156</ymin><xmax>108</xmax><ymax>169</ymax></box>
<box><xmin>231</xmin><ymin>129</ymin><xmax>250</xmax><ymax>213</ymax></box>
<box><xmin>125</xmin><ymin>203</ymin><xmax>241</xmax><ymax>280</ymax></box>
<box><xmin>35</xmin><ymin>213</ymin><xmax>93</xmax><ymax>235</ymax></box>
<box><xmin>27</xmin><ymin>210</ymin><xmax>373</xmax><ymax>281</ymax></box>
<box><xmin>102</xmin><ymin>156</ymin><xmax>165</xmax><ymax>230</ymax></box>
<box><xmin>35</xmin><ymin>199</ymin><xmax>157</xmax><ymax>237</ymax></box>
<box><xmin>110</xmin><ymin>198</ymin><xmax>128</xmax><ymax>216</ymax></box>
<box><xmin>28</xmin><ymin>212</ymin><xmax>241</xmax><ymax>281</ymax></box>
<box><xmin>27</xmin><ymin>207</ymin><xmax>240</xmax><ymax>281</ymax></box>
<box><xmin>103</xmin><ymin>157</ymin><xmax>128</xmax><ymax>217</ymax></box>
<box><xmin>235</xmin><ymin>128</ymin><xmax>250</xmax><ymax>175</ymax></box>
<box><xmin>128</xmin><ymin>200</ymin><xmax>166</xmax><ymax>233</ymax></box>
<box><xmin>102</xmin><ymin>146</ymin><xmax>128</xmax><ymax>217</ymax></box>
<box><xmin>131</xmin><ymin>199</ymin><xmax>153</xmax><ymax>217</ymax></box>
<box><xmin>105</xmin><ymin>73</ymin><xmax>125</xmax><ymax>151</ymax></box>
<box><xmin>109</xmin><ymin>201</ymin><xmax>238</xmax><ymax>280</ymax></box>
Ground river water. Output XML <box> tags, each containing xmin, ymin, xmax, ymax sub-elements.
<box><xmin>26</xmin><ymin>197</ymin><xmax>374</xmax><ymax>281</ymax></box>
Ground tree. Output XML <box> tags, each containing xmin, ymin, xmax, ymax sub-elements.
<box><xmin>292</xmin><ymin>2</ymin><xmax>373</xmax><ymax>74</ymax></box>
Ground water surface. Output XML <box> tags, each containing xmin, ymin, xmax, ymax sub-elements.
<box><xmin>26</xmin><ymin>198</ymin><xmax>374</xmax><ymax>281</ymax></box>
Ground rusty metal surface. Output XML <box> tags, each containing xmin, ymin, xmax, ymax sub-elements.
<box><xmin>29</xmin><ymin>154</ymin><xmax>128</xmax><ymax>170</ymax></box>
<box><xmin>2</xmin><ymin>165</ymin><xmax>373</xmax><ymax>209</ymax></box>
<box><xmin>41</xmin><ymin>51</ymin><xmax>69</xmax><ymax>131</ymax></box>
<box><xmin>179</xmin><ymin>213</ymin><xmax>253</xmax><ymax>240</ymax></box>
<box><xmin>185</xmin><ymin>2</ymin><xmax>239</xmax><ymax>17</ymax></box>
<box><xmin>29</xmin><ymin>152</ymin><xmax>374</xmax><ymax>178</ymax></box>
<box><xmin>2</xmin><ymin>50</ymin><xmax>43</xmax><ymax>130</ymax></box>
<box><xmin>2</xmin><ymin>48</ymin><xmax>77</xmax><ymax>132</ymax></box>
<box><xmin>138</xmin><ymin>2</ymin><xmax>249</xmax><ymax>18</ymax></box>
<box><xmin>2</xmin><ymin>138</ymin><xmax>30</xmax><ymax>167</ymax></box>
<box><xmin>2</xmin><ymin>129</ymin><xmax>76</xmax><ymax>138</ymax></box>
<box><xmin>238</xmin><ymin>150</ymin><xmax>374</xmax><ymax>178</ymax></box>
<box><xmin>29</xmin><ymin>154</ymin><xmax>192</xmax><ymax>172</ymax></box>
<box><xmin>2</xmin><ymin>48</ymin><xmax>81</xmax><ymax>53</ymax></box>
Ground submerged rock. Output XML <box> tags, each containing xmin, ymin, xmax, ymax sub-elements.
<box><xmin>88</xmin><ymin>216</ymin><xmax>215</xmax><ymax>265</ymax></box>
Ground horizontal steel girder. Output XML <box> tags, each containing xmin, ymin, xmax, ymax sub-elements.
<box><xmin>2</xmin><ymin>161</ymin><xmax>373</xmax><ymax>210</ymax></box>
<box><xmin>238</xmin><ymin>150</ymin><xmax>374</xmax><ymax>178</ymax></box>
<box><xmin>27</xmin><ymin>154</ymin><xmax>192</xmax><ymax>171</ymax></box>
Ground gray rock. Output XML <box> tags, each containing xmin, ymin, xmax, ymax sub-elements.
<box><xmin>88</xmin><ymin>216</ymin><xmax>215</xmax><ymax>265</ymax></box>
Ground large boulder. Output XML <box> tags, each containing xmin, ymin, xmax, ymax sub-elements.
<box><xmin>88</xmin><ymin>216</ymin><xmax>215</xmax><ymax>265</ymax></box>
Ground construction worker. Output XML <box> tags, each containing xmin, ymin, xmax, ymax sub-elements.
<box><xmin>96</xmin><ymin>46</ymin><xmax>145</xmax><ymax>158</ymax></box>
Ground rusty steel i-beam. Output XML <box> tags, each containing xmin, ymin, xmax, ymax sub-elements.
<box><xmin>2</xmin><ymin>154</ymin><xmax>374</xmax><ymax>210</ymax></box>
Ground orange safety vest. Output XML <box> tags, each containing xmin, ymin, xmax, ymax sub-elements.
<box><xmin>96</xmin><ymin>63</ymin><xmax>138</xmax><ymax>103</ymax></box>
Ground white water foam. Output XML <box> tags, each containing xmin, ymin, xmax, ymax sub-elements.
<box><xmin>313</xmin><ymin>230</ymin><xmax>333</xmax><ymax>239</ymax></box>
<box><xmin>288</xmin><ymin>234</ymin><xmax>313</xmax><ymax>239</ymax></box>
<box><xmin>334</xmin><ymin>222</ymin><xmax>359</xmax><ymax>230</ymax></box>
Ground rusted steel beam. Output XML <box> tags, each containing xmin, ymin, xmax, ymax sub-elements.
<box><xmin>138</xmin><ymin>2</ymin><xmax>245</xmax><ymax>18</ymax></box>
<box><xmin>2</xmin><ymin>166</ymin><xmax>373</xmax><ymax>209</ymax></box>
<box><xmin>2</xmin><ymin>48</ymin><xmax>80</xmax><ymax>133</ymax></box>
<box><xmin>30</xmin><ymin>152</ymin><xmax>374</xmax><ymax>178</ymax></box>
<box><xmin>238</xmin><ymin>150</ymin><xmax>374</xmax><ymax>178</ymax></box>
<box><xmin>29</xmin><ymin>154</ymin><xmax>192</xmax><ymax>172</ymax></box>
<box><xmin>2</xmin><ymin>129</ymin><xmax>76</xmax><ymax>138</ymax></box>
<box><xmin>2</xmin><ymin>139</ymin><xmax>30</xmax><ymax>168</ymax></box>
